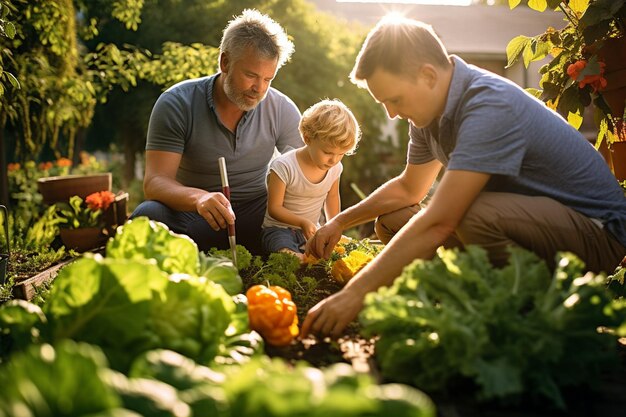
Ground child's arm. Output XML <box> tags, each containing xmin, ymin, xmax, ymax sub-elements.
<box><xmin>324</xmin><ymin>178</ymin><xmax>341</xmax><ymax>221</ymax></box>
<box><xmin>267</xmin><ymin>171</ymin><xmax>316</xmax><ymax>237</ymax></box>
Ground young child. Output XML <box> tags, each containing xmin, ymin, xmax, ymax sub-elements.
<box><xmin>261</xmin><ymin>99</ymin><xmax>361</xmax><ymax>259</ymax></box>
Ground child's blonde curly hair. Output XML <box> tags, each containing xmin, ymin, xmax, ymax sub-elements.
<box><xmin>299</xmin><ymin>99</ymin><xmax>361</xmax><ymax>155</ymax></box>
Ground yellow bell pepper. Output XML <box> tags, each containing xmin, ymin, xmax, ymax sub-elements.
<box><xmin>330</xmin><ymin>250</ymin><xmax>374</xmax><ymax>284</ymax></box>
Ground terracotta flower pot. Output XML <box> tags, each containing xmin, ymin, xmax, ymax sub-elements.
<box><xmin>37</xmin><ymin>173</ymin><xmax>112</xmax><ymax>205</ymax></box>
<box><xmin>59</xmin><ymin>227</ymin><xmax>107</xmax><ymax>253</ymax></box>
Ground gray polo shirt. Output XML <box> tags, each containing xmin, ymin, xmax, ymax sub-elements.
<box><xmin>146</xmin><ymin>74</ymin><xmax>303</xmax><ymax>204</ymax></box>
<box><xmin>408</xmin><ymin>55</ymin><xmax>626</xmax><ymax>247</ymax></box>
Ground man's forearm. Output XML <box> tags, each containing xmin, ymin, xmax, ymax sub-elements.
<box><xmin>144</xmin><ymin>175</ymin><xmax>206</xmax><ymax>212</ymax></box>
<box><xmin>344</xmin><ymin>211</ymin><xmax>450</xmax><ymax>296</ymax></box>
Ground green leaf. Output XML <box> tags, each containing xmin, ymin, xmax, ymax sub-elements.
<box><xmin>522</xmin><ymin>42</ymin><xmax>535</xmax><ymax>68</ymax></box>
<box><xmin>568</xmin><ymin>0</ymin><xmax>590</xmax><ymax>15</ymax></box>
<box><xmin>146</xmin><ymin>275</ymin><xmax>236</xmax><ymax>365</ymax></box>
<box><xmin>106</xmin><ymin>217</ymin><xmax>199</xmax><ymax>276</ymax></box>
<box><xmin>197</xmin><ymin>252</ymin><xmax>242</xmax><ymax>295</ymax></box>
<box><xmin>0</xmin><ymin>341</ymin><xmax>121</xmax><ymax>414</ymax></box>
<box><xmin>0</xmin><ymin>300</ymin><xmax>47</xmax><ymax>359</ymax></box>
<box><xmin>595</xmin><ymin>117</ymin><xmax>610</xmax><ymax>149</ymax></box>
<box><xmin>580</xmin><ymin>0</ymin><xmax>624</xmax><ymax>27</ymax></box>
<box><xmin>528</xmin><ymin>0</ymin><xmax>548</xmax><ymax>12</ymax></box>
<box><xmin>5</xmin><ymin>71</ymin><xmax>19</xmax><ymax>89</ymax></box>
<box><xmin>359</xmin><ymin>246</ymin><xmax>625</xmax><ymax>406</ymax></box>
<box><xmin>4</xmin><ymin>22</ymin><xmax>15</xmax><ymax>39</ymax></box>
<box><xmin>505</xmin><ymin>36</ymin><xmax>531</xmax><ymax>68</ymax></box>
<box><xmin>531</xmin><ymin>38</ymin><xmax>551</xmax><ymax>63</ymax></box>
<box><xmin>525</xmin><ymin>88</ymin><xmax>543</xmax><ymax>99</ymax></box>
<box><xmin>43</xmin><ymin>256</ymin><xmax>169</xmax><ymax>371</ymax></box>
<box><xmin>567</xmin><ymin>110</ymin><xmax>584</xmax><ymax>130</ymax></box>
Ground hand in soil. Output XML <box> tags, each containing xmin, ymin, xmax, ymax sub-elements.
<box><xmin>300</xmin><ymin>285</ymin><xmax>365</xmax><ymax>338</ymax></box>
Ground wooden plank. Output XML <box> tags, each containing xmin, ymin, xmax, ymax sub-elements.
<box><xmin>11</xmin><ymin>258</ymin><xmax>74</xmax><ymax>301</ymax></box>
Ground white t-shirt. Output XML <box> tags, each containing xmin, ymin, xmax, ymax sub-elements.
<box><xmin>262</xmin><ymin>149</ymin><xmax>343</xmax><ymax>229</ymax></box>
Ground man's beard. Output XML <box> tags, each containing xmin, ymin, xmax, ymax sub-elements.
<box><xmin>223</xmin><ymin>73</ymin><xmax>266</xmax><ymax>111</ymax></box>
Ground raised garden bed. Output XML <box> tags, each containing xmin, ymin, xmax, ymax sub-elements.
<box><xmin>253</xmin><ymin>266</ymin><xmax>626</xmax><ymax>417</ymax></box>
<box><xmin>11</xmin><ymin>258</ymin><xmax>74</xmax><ymax>301</ymax></box>
<box><xmin>2</xmin><ymin>221</ymin><xmax>625</xmax><ymax>417</ymax></box>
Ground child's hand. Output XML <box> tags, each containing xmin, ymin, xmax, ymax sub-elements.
<box><xmin>300</xmin><ymin>220</ymin><xmax>317</xmax><ymax>240</ymax></box>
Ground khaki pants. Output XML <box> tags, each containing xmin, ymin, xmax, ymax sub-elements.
<box><xmin>374</xmin><ymin>192</ymin><xmax>626</xmax><ymax>274</ymax></box>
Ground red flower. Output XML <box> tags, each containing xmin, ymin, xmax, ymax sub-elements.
<box><xmin>85</xmin><ymin>190</ymin><xmax>116</xmax><ymax>211</ymax></box>
<box><xmin>56</xmin><ymin>157</ymin><xmax>72</xmax><ymax>167</ymax></box>
<box><xmin>567</xmin><ymin>60</ymin><xmax>586</xmax><ymax>80</ymax></box>
<box><xmin>38</xmin><ymin>161</ymin><xmax>54</xmax><ymax>171</ymax></box>
<box><xmin>7</xmin><ymin>163</ymin><xmax>20</xmax><ymax>171</ymax></box>
<box><xmin>566</xmin><ymin>59</ymin><xmax>607</xmax><ymax>92</ymax></box>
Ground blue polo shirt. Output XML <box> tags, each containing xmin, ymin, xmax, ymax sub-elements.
<box><xmin>408</xmin><ymin>56</ymin><xmax>626</xmax><ymax>247</ymax></box>
<box><xmin>146</xmin><ymin>74</ymin><xmax>303</xmax><ymax>204</ymax></box>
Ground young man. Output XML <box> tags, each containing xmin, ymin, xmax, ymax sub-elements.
<box><xmin>131</xmin><ymin>9</ymin><xmax>303</xmax><ymax>254</ymax></box>
<box><xmin>301</xmin><ymin>16</ymin><xmax>626</xmax><ymax>338</ymax></box>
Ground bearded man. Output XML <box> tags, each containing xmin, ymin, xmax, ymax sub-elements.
<box><xmin>132</xmin><ymin>9</ymin><xmax>302</xmax><ymax>254</ymax></box>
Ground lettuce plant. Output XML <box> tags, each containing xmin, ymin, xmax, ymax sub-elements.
<box><xmin>360</xmin><ymin>246</ymin><xmax>626</xmax><ymax>408</ymax></box>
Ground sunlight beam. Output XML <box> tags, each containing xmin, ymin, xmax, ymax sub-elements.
<box><xmin>337</xmin><ymin>0</ymin><xmax>473</xmax><ymax>6</ymax></box>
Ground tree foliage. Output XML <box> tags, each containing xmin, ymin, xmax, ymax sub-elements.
<box><xmin>85</xmin><ymin>0</ymin><xmax>402</xmax><ymax>206</ymax></box>
<box><xmin>1</xmin><ymin>0</ymin><xmax>407</xmax><ymax>212</ymax></box>
<box><xmin>0</xmin><ymin>0</ymin><xmax>150</xmax><ymax>162</ymax></box>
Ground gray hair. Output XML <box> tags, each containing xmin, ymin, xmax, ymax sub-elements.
<box><xmin>219</xmin><ymin>9</ymin><xmax>294</xmax><ymax>68</ymax></box>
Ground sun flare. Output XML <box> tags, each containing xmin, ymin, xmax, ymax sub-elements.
<box><xmin>337</xmin><ymin>0</ymin><xmax>473</xmax><ymax>5</ymax></box>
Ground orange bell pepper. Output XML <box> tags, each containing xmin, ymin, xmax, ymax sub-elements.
<box><xmin>246</xmin><ymin>284</ymin><xmax>299</xmax><ymax>346</ymax></box>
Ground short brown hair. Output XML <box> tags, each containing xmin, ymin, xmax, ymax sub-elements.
<box><xmin>299</xmin><ymin>99</ymin><xmax>361</xmax><ymax>155</ymax></box>
<box><xmin>350</xmin><ymin>16</ymin><xmax>450</xmax><ymax>88</ymax></box>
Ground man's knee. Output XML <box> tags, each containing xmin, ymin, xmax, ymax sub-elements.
<box><xmin>374</xmin><ymin>205</ymin><xmax>421</xmax><ymax>244</ymax></box>
<box><xmin>130</xmin><ymin>200</ymin><xmax>186</xmax><ymax>236</ymax></box>
<box><xmin>130</xmin><ymin>200</ymin><xmax>171</xmax><ymax>221</ymax></box>
<box><xmin>374</xmin><ymin>215</ymin><xmax>394</xmax><ymax>244</ymax></box>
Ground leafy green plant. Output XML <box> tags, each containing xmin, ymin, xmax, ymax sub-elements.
<box><xmin>222</xmin><ymin>357</ymin><xmax>436</xmax><ymax>417</ymax></box>
<box><xmin>55</xmin><ymin>191</ymin><xmax>116</xmax><ymax>230</ymax></box>
<box><xmin>506</xmin><ymin>0</ymin><xmax>626</xmax><ymax>129</ymax></box>
<box><xmin>0</xmin><ymin>299</ymin><xmax>46</xmax><ymax>363</ymax></box>
<box><xmin>208</xmin><ymin>244</ymin><xmax>258</xmax><ymax>271</ymax></box>
<box><xmin>106</xmin><ymin>216</ymin><xmax>199</xmax><ymax>275</ymax></box>
<box><xmin>360</xmin><ymin>246</ymin><xmax>626</xmax><ymax>408</ymax></box>
<box><xmin>0</xmin><ymin>342</ymin><xmax>436</xmax><ymax>417</ymax></box>
<box><xmin>0</xmin><ymin>0</ymin><xmax>18</xmax><ymax>97</ymax></box>
<box><xmin>0</xmin><ymin>206</ymin><xmax>67</xmax><ymax>304</ymax></box>
<box><xmin>607</xmin><ymin>259</ymin><xmax>626</xmax><ymax>298</ymax></box>
<box><xmin>0</xmin><ymin>341</ymin><xmax>124</xmax><ymax>415</ymax></box>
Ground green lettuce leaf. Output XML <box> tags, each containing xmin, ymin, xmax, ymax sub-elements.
<box><xmin>106</xmin><ymin>217</ymin><xmax>198</xmax><ymax>275</ymax></box>
<box><xmin>0</xmin><ymin>341</ymin><xmax>121</xmax><ymax>416</ymax></box>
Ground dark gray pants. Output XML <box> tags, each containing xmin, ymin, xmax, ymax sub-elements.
<box><xmin>130</xmin><ymin>196</ymin><xmax>267</xmax><ymax>255</ymax></box>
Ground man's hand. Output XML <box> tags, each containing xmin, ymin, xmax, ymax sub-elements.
<box><xmin>300</xmin><ymin>220</ymin><xmax>317</xmax><ymax>240</ymax></box>
<box><xmin>305</xmin><ymin>220</ymin><xmax>344</xmax><ymax>259</ymax></box>
<box><xmin>196</xmin><ymin>192</ymin><xmax>235</xmax><ymax>231</ymax></box>
<box><xmin>300</xmin><ymin>286</ymin><xmax>365</xmax><ymax>338</ymax></box>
